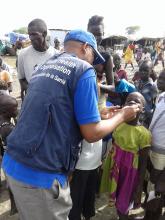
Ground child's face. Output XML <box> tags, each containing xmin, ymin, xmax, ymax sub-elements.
<box><xmin>113</xmin><ymin>56</ymin><xmax>121</xmax><ymax>67</ymax></box>
<box><xmin>139</xmin><ymin>65</ymin><xmax>151</xmax><ymax>81</ymax></box>
<box><xmin>157</xmin><ymin>71</ymin><xmax>165</xmax><ymax>91</ymax></box>
<box><xmin>125</xmin><ymin>92</ymin><xmax>144</xmax><ymax>113</ymax></box>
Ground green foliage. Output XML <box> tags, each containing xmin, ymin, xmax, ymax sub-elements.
<box><xmin>125</xmin><ymin>26</ymin><xmax>140</xmax><ymax>35</ymax></box>
<box><xmin>13</xmin><ymin>27</ymin><xmax>28</xmax><ymax>34</ymax></box>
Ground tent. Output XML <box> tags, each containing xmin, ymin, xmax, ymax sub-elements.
<box><xmin>5</xmin><ymin>32</ymin><xmax>29</xmax><ymax>45</ymax></box>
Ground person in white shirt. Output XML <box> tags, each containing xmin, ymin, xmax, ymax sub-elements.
<box><xmin>17</xmin><ymin>18</ymin><xmax>57</xmax><ymax>101</ymax></box>
<box><xmin>141</xmin><ymin>47</ymin><xmax>151</xmax><ymax>62</ymax></box>
<box><xmin>149</xmin><ymin>69</ymin><xmax>165</xmax><ymax>170</ymax></box>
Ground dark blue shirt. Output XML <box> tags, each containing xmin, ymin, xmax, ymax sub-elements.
<box><xmin>2</xmin><ymin>69</ymin><xmax>100</xmax><ymax>189</ymax></box>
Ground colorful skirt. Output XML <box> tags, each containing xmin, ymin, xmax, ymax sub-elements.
<box><xmin>100</xmin><ymin>143</ymin><xmax>139</xmax><ymax>214</ymax></box>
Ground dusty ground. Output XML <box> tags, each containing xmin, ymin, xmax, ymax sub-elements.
<box><xmin>0</xmin><ymin>55</ymin><xmax>163</xmax><ymax>220</ymax></box>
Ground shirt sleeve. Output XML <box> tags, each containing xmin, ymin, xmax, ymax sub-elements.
<box><xmin>17</xmin><ymin>51</ymin><xmax>25</xmax><ymax>79</ymax></box>
<box><xmin>115</xmin><ymin>79</ymin><xmax>136</xmax><ymax>93</ymax></box>
<box><xmin>74</xmin><ymin>69</ymin><xmax>101</xmax><ymax>125</ymax></box>
<box><xmin>151</xmin><ymin>84</ymin><xmax>158</xmax><ymax>100</ymax></box>
<box><xmin>139</xmin><ymin>127</ymin><xmax>151</xmax><ymax>150</ymax></box>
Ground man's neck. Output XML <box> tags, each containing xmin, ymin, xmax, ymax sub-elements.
<box><xmin>34</xmin><ymin>43</ymin><xmax>49</xmax><ymax>52</ymax></box>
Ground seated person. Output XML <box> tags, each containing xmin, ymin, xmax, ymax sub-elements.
<box><xmin>0</xmin><ymin>80</ymin><xmax>9</xmax><ymax>95</ymax></box>
<box><xmin>0</xmin><ymin>92</ymin><xmax>18</xmax><ymax>215</ymax></box>
<box><xmin>0</xmin><ymin>70</ymin><xmax>13</xmax><ymax>93</ymax></box>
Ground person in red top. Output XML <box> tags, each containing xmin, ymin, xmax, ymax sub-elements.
<box><xmin>113</xmin><ymin>54</ymin><xmax>128</xmax><ymax>80</ymax></box>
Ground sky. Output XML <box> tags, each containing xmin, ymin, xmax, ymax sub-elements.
<box><xmin>1</xmin><ymin>0</ymin><xmax>165</xmax><ymax>38</ymax></box>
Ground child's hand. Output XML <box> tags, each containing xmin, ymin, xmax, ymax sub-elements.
<box><xmin>101</xmin><ymin>106</ymin><xmax>121</xmax><ymax>119</ymax></box>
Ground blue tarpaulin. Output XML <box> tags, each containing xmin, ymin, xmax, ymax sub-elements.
<box><xmin>5</xmin><ymin>32</ymin><xmax>29</xmax><ymax>45</ymax></box>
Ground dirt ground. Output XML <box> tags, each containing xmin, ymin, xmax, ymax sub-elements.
<box><xmin>0</xmin><ymin>55</ymin><xmax>163</xmax><ymax>220</ymax></box>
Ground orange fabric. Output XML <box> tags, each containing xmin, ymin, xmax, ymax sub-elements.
<box><xmin>0</xmin><ymin>70</ymin><xmax>12</xmax><ymax>83</ymax></box>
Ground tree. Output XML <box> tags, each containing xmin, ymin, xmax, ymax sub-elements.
<box><xmin>125</xmin><ymin>26</ymin><xmax>140</xmax><ymax>35</ymax></box>
<box><xmin>13</xmin><ymin>27</ymin><xmax>28</xmax><ymax>34</ymax></box>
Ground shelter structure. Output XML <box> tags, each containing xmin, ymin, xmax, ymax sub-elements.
<box><xmin>101</xmin><ymin>35</ymin><xmax>127</xmax><ymax>50</ymax></box>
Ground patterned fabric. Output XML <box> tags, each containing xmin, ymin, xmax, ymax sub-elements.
<box><xmin>100</xmin><ymin>123</ymin><xmax>151</xmax><ymax>214</ymax></box>
<box><xmin>116</xmin><ymin>69</ymin><xmax>128</xmax><ymax>80</ymax></box>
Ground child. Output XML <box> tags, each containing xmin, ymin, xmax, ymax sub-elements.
<box><xmin>132</xmin><ymin>69</ymin><xmax>157</xmax><ymax>86</ymax></box>
<box><xmin>99</xmin><ymin>73</ymin><xmax>136</xmax><ymax>106</ymax></box>
<box><xmin>0</xmin><ymin>92</ymin><xmax>18</xmax><ymax>215</ymax></box>
<box><xmin>100</xmin><ymin>92</ymin><xmax>151</xmax><ymax>220</ymax></box>
<box><xmin>113</xmin><ymin>54</ymin><xmax>128</xmax><ymax>80</ymax></box>
<box><xmin>69</xmin><ymin>105</ymin><xmax>120</xmax><ymax>220</ymax></box>
<box><xmin>141</xmin><ymin>47</ymin><xmax>151</xmax><ymax>62</ymax></box>
<box><xmin>136</xmin><ymin>60</ymin><xmax>158</xmax><ymax>128</ymax></box>
<box><xmin>135</xmin><ymin>45</ymin><xmax>143</xmax><ymax>64</ymax></box>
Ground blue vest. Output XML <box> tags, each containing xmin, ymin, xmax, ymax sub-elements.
<box><xmin>7</xmin><ymin>53</ymin><xmax>93</xmax><ymax>174</ymax></box>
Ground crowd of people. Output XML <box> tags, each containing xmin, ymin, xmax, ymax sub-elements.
<box><xmin>0</xmin><ymin>15</ymin><xmax>165</xmax><ymax>220</ymax></box>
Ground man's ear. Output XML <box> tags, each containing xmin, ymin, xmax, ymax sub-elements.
<box><xmin>82</xmin><ymin>43</ymin><xmax>88</xmax><ymax>54</ymax></box>
<box><xmin>43</xmin><ymin>31</ymin><xmax>47</xmax><ymax>38</ymax></box>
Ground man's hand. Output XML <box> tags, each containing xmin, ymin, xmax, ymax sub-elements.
<box><xmin>80</xmin><ymin>104</ymin><xmax>140</xmax><ymax>143</ymax></box>
<box><xmin>120</xmin><ymin>104</ymin><xmax>140</xmax><ymax>122</ymax></box>
<box><xmin>100</xmin><ymin>106</ymin><xmax>121</xmax><ymax>119</ymax></box>
<box><xmin>101</xmin><ymin>104</ymin><xmax>140</xmax><ymax>121</ymax></box>
<box><xmin>19</xmin><ymin>79</ymin><xmax>28</xmax><ymax>101</ymax></box>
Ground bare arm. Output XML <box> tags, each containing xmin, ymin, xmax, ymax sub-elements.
<box><xmin>138</xmin><ymin>147</ymin><xmax>150</xmax><ymax>188</ymax></box>
<box><xmin>99</xmin><ymin>83</ymin><xmax>120</xmax><ymax>98</ymax></box>
<box><xmin>104</xmin><ymin>56</ymin><xmax>114</xmax><ymax>85</ymax></box>
<box><xmin>133</xmin><ymin>147</ymin><xmax>150</xmax><ymax>206</ymax></box>
<box><xmin>19</xmin><ymin>79</ymin><xmax>28</xmax><ymax>101</ymax></box>
<box><xmin>99</xmin><ymin>83</ymin><xmax>115</xmax><ymax>93</ymax></box>
<box><xmin>17</xmin><ymin>51</ymin><xmax>28</xmax><ymax>101</ymax></box>
<box><xmin>80</xmin><ymin>105</ymin><xmax>140</xmax><ymax>142</ymax></box>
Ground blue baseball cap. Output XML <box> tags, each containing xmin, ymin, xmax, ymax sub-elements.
<box><xmin>64</xmin><ymin>29</ymin><xmax>105</xmax><ymax>65</ymax></box>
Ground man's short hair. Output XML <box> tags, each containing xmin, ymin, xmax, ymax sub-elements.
<box><xmin>28</xmin><ymin>18</ymin><xmax>47</xmax><ymax>34</ymax></box>
<box><xmin>87</xmin><ymin>15</ymin><xmax>104</xmax><ymax>29</ymax></box>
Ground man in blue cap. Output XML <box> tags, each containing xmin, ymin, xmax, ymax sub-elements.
<box><xmin>2</xmin><ymin>29</ymin><xmax>140</xmax><ymax>220</ymax></box>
